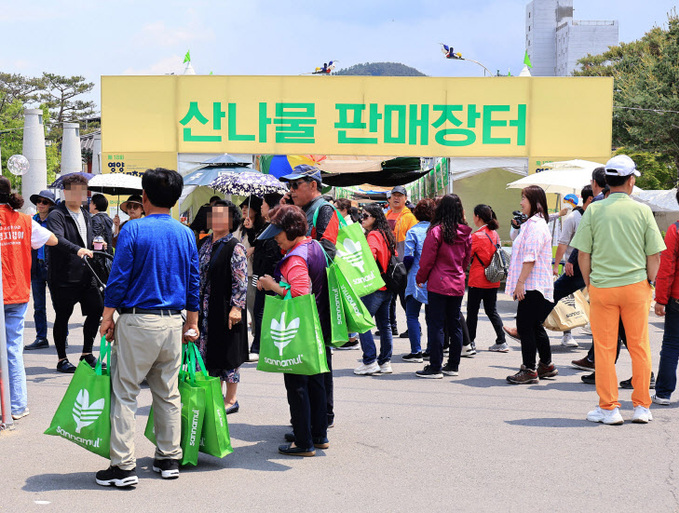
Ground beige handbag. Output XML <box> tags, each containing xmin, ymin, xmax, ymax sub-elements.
<box><xmin>543</xmin><ymin>288</ymin><xmax>590</xmax><ymax>332</ymax></box>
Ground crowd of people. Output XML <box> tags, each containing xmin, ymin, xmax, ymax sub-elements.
<box><xmin>1</xmin><ymin>154</ymin><xmax>678</xmax><ymax>486</ymax></box>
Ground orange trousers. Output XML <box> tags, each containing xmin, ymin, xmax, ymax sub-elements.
<box><xmin>589</xmin><ymin>280</ymin><xmax>653</xmax><ymax>410</ymax></box>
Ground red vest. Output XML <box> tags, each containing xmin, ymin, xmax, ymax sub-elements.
<box><xmin>0</xmin><ymin>205</ymin><xmax>33</xmax><ymax>304</ymax></box>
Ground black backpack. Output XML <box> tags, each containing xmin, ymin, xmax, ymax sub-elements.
<box><xmin>376</xmin><ymin>252</ymin><xmax>407</xmax><ymax>293</ymax></box>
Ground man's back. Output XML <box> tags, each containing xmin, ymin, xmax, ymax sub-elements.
<box><xmin>104</xmin><ymin>214</ymin><xmax>200</xmax><ymax>311</ymax></box>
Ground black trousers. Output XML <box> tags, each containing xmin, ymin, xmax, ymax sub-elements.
<box><xmin>51</xmin><ymin>283</ymin><xmax>104</xmax><ymax>360</ymax></box>
<box><xmin>516</xmin><ymin>291</ymin><xmax>553</xmax><ymax>370</ymax></box>
<box><xmin>388</xmin><ymin>288</ymin><xmax>406</xmax><ymax>331</ymax></box>
<box><xmin>284</xmin><ymin>370</ymin><xmax>328</xmax><ymax>449</ymax></box>
<box><xmin>467</xmin><ymin>287</ymin><xmax>505</xmax><ymax>344</ymax></box>
<box><xmin>250</xmin><ymin>288</ymin><xmax>270</xmax><ymax>354</ymax></box>
<box><xmin>324</xmin><ymin>348</ymin><xmax>334</xmax><ymax>424</ymax></box>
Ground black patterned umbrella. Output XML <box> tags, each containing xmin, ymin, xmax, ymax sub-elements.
<box><xmin>208</xmin><ymin>171</ymin><xmax>287</xmax><ymax>197</ymax></box>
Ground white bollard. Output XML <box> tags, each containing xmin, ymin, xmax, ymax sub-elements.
<box><xmin>21</xmin><ymin>109</ymin><xmax>47</xmax><ymax>212</ymax></box>
<box><xmin>91</xmin><ymin>132</ymin><xmax>101</xmax><ymax>174</ymax></box>
<box><xmin>61</xmin><ymin>122</ymin><xmax>82</xmax><ymax>175</ymax></box>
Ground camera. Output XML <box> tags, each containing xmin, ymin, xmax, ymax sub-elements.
<box><xmin>511</xmin><ymin>210</ymin><xmax>527</xmax><ymax>229</ymax></box>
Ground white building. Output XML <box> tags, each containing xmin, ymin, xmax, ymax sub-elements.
<box><xmin>526</xmin><ymin>0</ymin><xmax>618</xmax><ymax>76</ymax></box>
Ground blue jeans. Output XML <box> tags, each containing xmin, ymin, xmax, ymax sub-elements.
<box><xmin>405</xmin><ymin>295</ymin><xmax>425</xmax><ymax>354</ymax></box>
<box><xmin>426</xmin><ymin>291</ymin><xmax>463</xmax><ymax>372</ymax></box>
<box><xmin>656</xmin><ymin>299</ymin><xmax>679</xmax><ymax>399</ymax></box>
<box><xmin>31</xmin><ymin>260</ymin><xmax>48</xmax><ymax>340</ymax></box>
<box><xmin>359</xmin><ymin>290</ymin><xmax>393</xmax><ymax>365</ymax></box>
<box><xmin>4</xmin><ymin>302</ymin><xmax>29</xmax><ymax>415</ymax></box>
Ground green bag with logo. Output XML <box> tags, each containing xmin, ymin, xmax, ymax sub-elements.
<box><xmin>330</xmin><ymin>264</ymin><xmax>376</xmax><ymax>334</ymax></box>
<box><xmin>45</xmin><ymin>336</ymin><xmax>112</xmax><ymax>458</ymax></box>
<box><xmin>145</xmin><ymin>343</ymin><xmax>206</xmax><ymax>466</ymax></box>
<box><xmin>313</xmin><ymin>204</ymin><xmax>385</xmax><ymax>297</ymax></box>
<box><xmin>327</xmin><ymin>266</ymin><xmax>350</xmax><ymax>347</ymax></box>
<box><xmin>257</xmin><ymin>291</ymin><xmax>330</xmax><ymax>375</ymax></box>
<box><xmin>188</xmin><ymin>344</ymin><xmax>234</xmax><ymax>459</ymax></box>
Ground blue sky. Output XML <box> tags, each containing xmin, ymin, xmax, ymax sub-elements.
<box><xmin>1</xmin><ymin>0</ymin><xmax>677</xmax><ymax>111</ymax></box>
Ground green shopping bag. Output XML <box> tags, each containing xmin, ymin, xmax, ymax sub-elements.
<box><xmin>45</xmin><ymin>336</ymin><xmax>112</xmax><ymax>458</ymax></box>
<box><xmin>145</xmin><ymin>343</ymin><xmax>206</xmax><ymax>466</ymax></box>
<box><xmin>327</xmin><ymin>266</ymin><xmax>350</xmax><ymax>347</ymax></box>
<box><xmin>330</xmin><ymin>264</ymin><xmax>376</xmax><ymax>334</ymax></box>
<box><xmin>313</xmin><ymin>203</ymin><xmax>385</xmax><ymax>297</ymax></box>
<box><xmin>188</xmin><ymin>344</ymin><xmax>234</xmax><ymax>459</ymax></box>
<box><xmin>257</xmin><ymin>291</ymin><xmax>330</xmax><ymax>375</ymax></box>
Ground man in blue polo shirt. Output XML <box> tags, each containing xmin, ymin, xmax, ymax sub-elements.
<box><xmin>95</xmin><ymin>168</ymin><xmax>200</xmax><ymax>487</ymax></box>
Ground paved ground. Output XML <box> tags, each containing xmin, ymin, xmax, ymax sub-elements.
<box><xmin>1</xmin><ymin>291</ymin><xmax>678</xmax><ymax>513</ymax></box>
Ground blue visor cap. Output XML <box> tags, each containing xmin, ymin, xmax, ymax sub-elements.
<box><xmin>280</xmin><ymin>164</ymin><xmax>323</xmax><ymax>183</ymax></box>
<box><xmin>257</xmin><ymin>223</ymin><xmax>283</xmax><ymax>240</ymax></box>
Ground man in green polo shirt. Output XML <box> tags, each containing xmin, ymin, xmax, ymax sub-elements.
<box><xmin>571</xmin><ymin>154</ymin><xmax>665</xmax><ymax>426</ymax></box>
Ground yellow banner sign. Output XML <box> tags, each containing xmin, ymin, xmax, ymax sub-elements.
<box><xmin>101</xmin><ymin>75</ymin><xmax>612</xmax><ymax>159</ymax></box>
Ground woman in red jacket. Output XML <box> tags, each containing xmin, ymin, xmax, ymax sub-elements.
<box><xmin>415</xmin><ymin>194</ymin><xmax>472</xmax><ymax>379</ymax></box>
<box><xmin>467</xmin><ymin>204</ymin><xmax>507</xmax><ymax>353</ymax></box>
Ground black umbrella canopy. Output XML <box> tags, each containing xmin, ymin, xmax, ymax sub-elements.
<box><xmin>200</xmin><ymin>154</ymin><xmax>251</xmax><ymax>167</ymax></box>
<box><xmin>320</xmin><ymin>156</ymin><xmax>426</xmax><ymax>187</ymax></box>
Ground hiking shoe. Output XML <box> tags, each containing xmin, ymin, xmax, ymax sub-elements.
<box><xmin>462</xmin><ymin>343</ymin><xmax>477</xmax><ymax>358</ymax></box>
<box><xmin>391</xmin><ymin>326</ymin><xmax>399</xmax><ymax>337</ymax></box>
<box><xmin>506</xmin><ymin>365</ymin><xmax>538</xmax><ymax>384</ymax></box>
<box><xmin>378</xmin><ymin>362</ymin><xmax>393</xmax><ymax>374</ymax></box>
<box><xmin>399</xmin><ymin>329</ymin><xmax>409</xmax><ymax>338</ymax></box>
<box><xmin>354</xmin><ymin>362</ymin><xmax>380</xmax><ymax>375</ymax></box>
<box><xmin>95</xmin><ymin>466</ymin><xmax>138</xmax><ymax>487</ymax></box>
<box><xmin>632</xmin><ymin>406</ymin><xmax>653</xmax><ymax>424</ymax></box>
<box><xmin>336</xmin><ymin>340</ymin><xmax>360</xmax><ymax>350</ymax></box>
<box><xmin>24</xmin><ymin>338</ymin><xmax>48</xmax><ymax>350</ymax></box>
<box><xmin>56</xmin><ymin>359</ymin><xmax>76</xmax><ymax>373</ymax></box>
<box><xmin>620</xmin><ymin>372</ymin><xmax>655</xmax><ymax>389</ymax></box>
<box><xmin>561</xmin><ymin>332</ymin><xmax>578</xmax><ymax>348</ymax></box>
<box><xmin>402</xmin><ymin>352</ymin><xmax>423</xmax><ymax>363</ymax></box>
<box><xmin>489</xmin><ymin>342</ymin><xmax>509</xmax><ymax>353</ymax></box>
<box><xmin>586</xmin><ymin>406</ymin><xmax>623</xmax><ymax>425</ymax></box>
<box><xmin>581</xmin><ymin>372</ymin><xmax>596</xmax><ymax>384</ymax></box>
<box><xmin>503</xmin><ymin>326</ymin><xmax>520</xmax><ymax>342</ymax></box>
<box><xmin>422</xmin><ymin>350</ymin><xmax>430</xmax><ymax>360</ymax></box>
<box><xmin>11</xmin><ymin>407</ymin><xmax>29</xmax><ymax>420</ymax></box>
<box><xmin>652</xmin><ymin>394</ymin><xmax>671</xmax><ymax>406</ymax></box>
<box><xmin>152</xmin><ymin>458</ymin><xmax>180</xmax><ymax>479</ymax></box>
<box><xmin>537</xmin><ymin>361</ymin><xmax>558</xmax><ymax>379</ymax></box>
<box><xmin>416</xmin><ymin>365</ymin><xmax>443</xmax><ymax>379</ymax></box>
<box><xmin>571</xmin><ymin>357</ymin><xmax>595</xmax><ymax>371</ymax></box>
<box><xmin>441</xmin><ymin>363</ymin><xmax>459</xmax><ymax>376</ymax></box>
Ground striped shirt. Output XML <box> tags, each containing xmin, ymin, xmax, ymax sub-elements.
<box><xmin>505</xmin><ymin>214</ymin><xmax>554</xmax><ymax>302</ymax></box>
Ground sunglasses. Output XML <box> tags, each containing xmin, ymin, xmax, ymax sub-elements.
<box><xmin>289</xmin><ymin>180</ymin><xmax>309</xmax><ymax>190</ymax></box>
<box><xmin>36</xmin><ymin>199</ymin><xmax>52</xmax><ymax>205</ymax></box>
<box><xmin>360</xmin><ymin>213</ymin><xmax>372</xmax><ymax>221</ymax></box>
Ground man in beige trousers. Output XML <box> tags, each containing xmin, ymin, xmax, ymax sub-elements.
<box><xmin>96</xmin><ymin>168</ymin><xmax>200</xmax><ymax>487</ymax></box>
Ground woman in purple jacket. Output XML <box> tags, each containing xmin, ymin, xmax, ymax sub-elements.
<box><xmin>415</xmin><ymin>194</ymin><xmax>472</xmax><ymax>379</ymax></box>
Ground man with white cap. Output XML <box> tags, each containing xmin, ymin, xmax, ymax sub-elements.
<box><xmin>571</xmin><ymin>155</ymin><xmax>665</xmax><ymax>425</ymax></box>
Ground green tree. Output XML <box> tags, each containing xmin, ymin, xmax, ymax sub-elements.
<box><xmin>335</xmin><ymin>62</ymin><xmax>426</xmax><ymax>76</ymax></box>
<box><xmin>575</xmin><ymin>11</ymin><xmax>679</xmax><ymax>187</ymax></box>
<box><xmin>40</xmin><ymin>73</ymin><xmax>96</xmax><ymax>143</ymax></box>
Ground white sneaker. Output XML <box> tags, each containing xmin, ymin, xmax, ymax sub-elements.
<box><xmin>462</xmin><ymin>345</ymin><xmax>477</xmax><ymax>357</ymax></box>
<box><xmin>354</xmin><ymin>361</ymin><xmax>380</xmax><ymax>375</ymax></box>
<box><xmin>586</xmin><ymin>406</ymin><xmax>624</xmax><ymax>425</ymax></box>
<box><xmin>247</xmin><ymin>353</ymin><xmax>259</xmax><ymax>362</ymax></box>
<box><xmin>652</xmin><ymin>394</ymin><xmax>671</xmax><ymax>406</ymax></box>
<box><xmin>561</xmin><ymin>332</ymin><xmax>578</xmax><ymax>348</ymax></box>
<box><xmin>581</xmin><ymin>323</ymin><xmax>592</xmax><ymax>336</ymax></box>
<box><xmin>632</xmin><ymin>405</ymin><xmax>653</xmax><ymax>423</ymax></box>
<box><xmin>378</xmin><ymin>362</ymin><xmax>393</xmax><ymax>374</ymax></box>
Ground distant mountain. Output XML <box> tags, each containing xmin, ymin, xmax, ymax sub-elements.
<box><xmin>334</xmin><ymin>62</ymin><xmax>426</xmax><ymax>77</ymax></box>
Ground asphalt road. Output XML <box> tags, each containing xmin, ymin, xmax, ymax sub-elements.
<box><xmin>1</xmin><ymin>292</ymin><xmax>678</xmax><ymax>513</ymax></box>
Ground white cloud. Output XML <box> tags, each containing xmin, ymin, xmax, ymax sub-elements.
<box><xmin>122</xmin><ymin>55</ymin><xmax>187</xmax><ymax>75</ymax></box>
<box><xmin>134</xmin><ymin>15</ymin><xmax>216</xmax><ymax>48</ymax></box>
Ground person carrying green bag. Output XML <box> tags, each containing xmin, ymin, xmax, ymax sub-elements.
<box><xmin>94</xmin><ymin>168</ymin><xmax>201</xmax><ymax>487</ymax></box>
<box><xmin>145</xmin><ymin>343</ymin><xmax>207</xmax><ymax>466</ymax></box>
<box><xmin>45</xmin><ymin>336</ymin><xmax>112</xmax><ymax>458</ymax></box>
<box><xmin>353</xmin><ymin>205</ymin><xmax>398</xmax><ymax>376</ymax></box>
<box><xmin>257</xmin><ymin>204</ymin><xmax>331</xmax><ymax>457</ymax></box>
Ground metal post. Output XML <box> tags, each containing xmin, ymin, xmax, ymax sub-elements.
<box><xmin>0</xmin><ymin>219</ymin><xmax>14</xmax><ymax>430</ymax></box>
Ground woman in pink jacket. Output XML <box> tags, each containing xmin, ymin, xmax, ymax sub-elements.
<box><xmin>415</xmin><ymin>194</ymin><xmax>472</xmax><ymax>379</ymax></box>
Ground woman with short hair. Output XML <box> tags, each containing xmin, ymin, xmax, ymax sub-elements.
<box><xmin>197</xmin><ymin>200</ymin><xmax>249</xmax><ymax>414</ymax></box>
<box><xmin>505</xmin><ymin>186</ymin><xmax>557</xmax><ymax>384</ymax></box>
<box><xmin>258</xmin><ymin>205</ymin><xmax>329</xmax><ymax>456</ymax></box>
